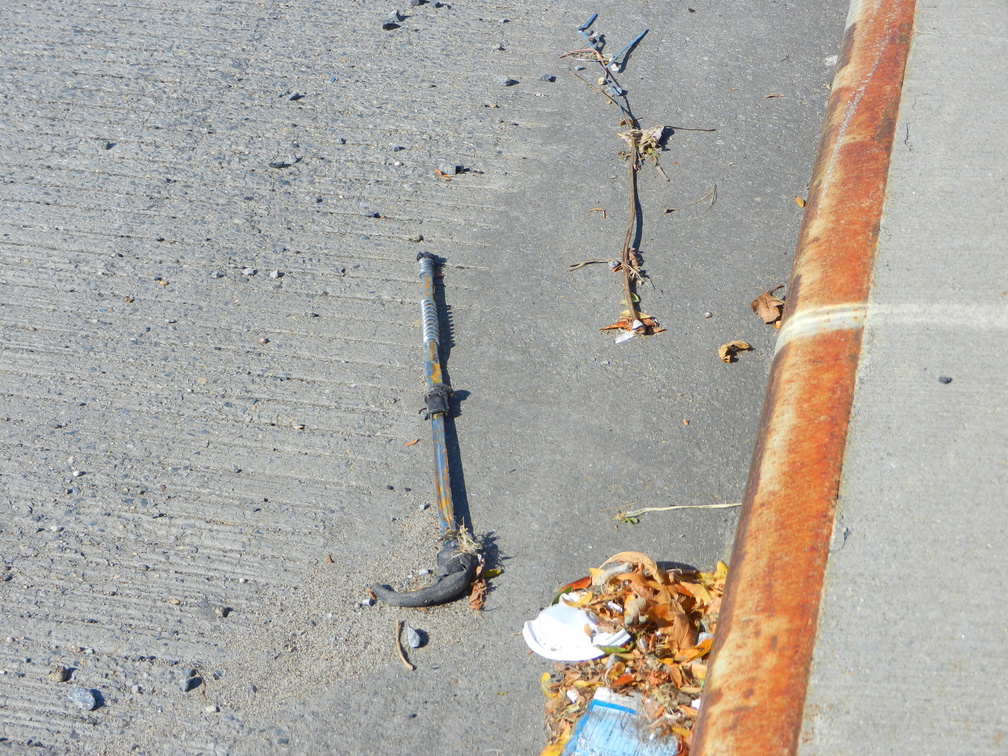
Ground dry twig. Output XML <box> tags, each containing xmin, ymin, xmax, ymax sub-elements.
<box><xmin>395</xmin><ymin>620</ymin><xmax>415</xmax><ymax>671</ymax></box>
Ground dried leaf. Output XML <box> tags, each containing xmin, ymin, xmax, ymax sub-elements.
<box><xmin>624</xmin><ymin>595</ymin><xmax>648</xmax><ymax>625</ymax></box>
<box><xmin>718</xmin><ymin>340</ymin><xmax>752</xmax><ymax>363</ymax></box>
<box><xmin>750</xmin><ymin>286</ymin><xmax>785</xmax><ymax>326</ymax></box>
<box><xmin>641</xmin><ymin>125</ymin><xmax>667</xmax><ymax>144</ymax></box>
<box><xmin>603</xmin><ymin>552</ymin><xmax>663</xmax><ymax>582</ymax></box>
<box><xmin>405</xmin><ymin>438</ymin><xmax>420</xmax><ymax>447</ymax></box>
<box><xmin>600</xmin><ymin>318</ymin><xmax>633</xmax><ymax>332</ymax></box>
<box><xmin>469</xmin><ymin>577</ymin><xmax>487</xmax><ymax>610</ymax></box>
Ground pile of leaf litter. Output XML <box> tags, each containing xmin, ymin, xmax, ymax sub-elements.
<box><xmin>539</xmin><ymin>552</ymin><xmax>726</xmax><ymax>754</ymax></box>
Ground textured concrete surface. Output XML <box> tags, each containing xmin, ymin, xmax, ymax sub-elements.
<box><xmin>0</xmin><ymin>1</ymin><xmax>845</xmax><ymax>752</ymax></box>
<box><xmin>800</xmin><ymin>2</ymin><xmax>1008</xmax><ymax>754</ymax></box>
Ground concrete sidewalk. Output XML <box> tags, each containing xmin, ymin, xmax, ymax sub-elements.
<box><xmin>695</xmin><ymin>0</ymin><xmax>1008</xmax><ymax>753</ymax></box>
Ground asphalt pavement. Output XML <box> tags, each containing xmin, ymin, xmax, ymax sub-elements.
<box><xmin>0</xmin><ymin>1</ymin><xmax>848</xmax><ymax>753</ymax></box>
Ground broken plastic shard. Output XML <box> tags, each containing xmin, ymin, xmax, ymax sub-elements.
<box><xmin>522</xmin><ymin>597</ymin><xmax>631</xmax><ymax>661</ymax></box>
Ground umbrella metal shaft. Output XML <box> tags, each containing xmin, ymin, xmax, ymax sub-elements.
<box><xmin>419</xmin><ymin>252</ymin><xmax>455</xmax><ymax>539</ymax></box>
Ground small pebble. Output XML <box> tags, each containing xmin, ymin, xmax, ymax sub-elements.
<box><xmin>499</xmin><ymin>17</ymin><xmax>509</xmax><ymax>23</ymax></box>
<box><xmin>420</xmin><ymin>503</ymin><xmax>430</xmax><ymax>511</ymax></box>
<box><xmin>417</xmin><ymin>568</ymin><xmax>431</xmax><ymax>576</ymax></box>
<box><xmin>573</xmin><ymin>65</ymin><xmax>586</xmax><ymax>71</ymax></box>
<box><xmin>71</xmin><ymin>470</ymin><xmax>84</xmax><ymax>478</ymax></box>
<box><xmin>409</xmin><ymin>0</ymin><xmax>422</xmax><ymax>6</ymax></box>
<box><xmin>287</xmin><ymin>92</ymin><xmax>304</xmax><ymax>101</ymax></box>
<box><xmin>391</xmin><ymin>144</ymin><xmax>405</xmax><ymax>152</ymax></box>
<box><xmin>336</xmin><ymin>137</ymin><xmax>346</xmax><ymax>145</ymax></box>
<box><xmin>410</xmin><ymin>234</ymin><xmax>424</xmax><ymax>243</ymax></box>
<box><xmin>437</xmin><ymin>162</ymin><xmax>458</xmax><ymax>176</ymax></box>
<box><xmin>179</xmin><ymin>673</ymin><xmax>202</xmax><ymax>692</ymax></box>
<box><xmin>210</xmin><ymin>271</ymin><xmax>225</xmax><ymax>279</ymax></box>
<box><xmin>67</xmin><ymin>687</ymin><xmax>99</xmax><ymax>711</ymax></box>
<box><xmin>49</xmin><ymin>666</ymin><xmax>71</xmax><ymax>683</ymax></box>
<box><xmin>360</xmin><ymin>596</ymin><xmax>376</xmax><ymax>607</ymax></box>
<box><xmin>539</xmin><ymin>74</ymin><xmax>556</xmax><ymax>82</ymax></box>
<box><xmin>268</xmin><ymin>160</ymin><xmax>292</xmax><ymax>169</ymax></box>
<box><xmin>258</xmin><ymin>337</ymin><xmax>270</xmax><ymax>344</ymax></box>
<box><xmin>205</xmin><ymin>704</ymin><xmax>220</xmax><ymax>713</ymax></box>
<box><xmin>938</xmin><ymin>376</ymin><xmax>952</xmax><ymax>384</ymax></box>
<box><xmin>242</xmin><ymin>268</ymin><xmax>257</xmax><ymax>276</ymax></box>
<box><xmin>704</xmin><ymin>311</ymin><xmax>713</xmax><ymax>319</ymax></box>
<box><xmin>382</xmin><ymin>9</ymin><xmax>401</xmax><ymax>29</ymax></box>
<box><xmin>495</xmin><ymin>76</ymin><xmax>518</xmax><ymax>87</ymax></box>
<box><xmin>405</xmin><ymin>626</ymin><xmax>425</xmax><ymax>649</ymax></box>
<box><xmin>269</xmin><ymin>270</ymin><xmax>282</xmax><ymax>279</ymax></box>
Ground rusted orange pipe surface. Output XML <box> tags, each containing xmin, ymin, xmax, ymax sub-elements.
<box><xmin>691</xmin><ymin>1</ymin><xmax>917</xmax><ymax>753</ymax></box>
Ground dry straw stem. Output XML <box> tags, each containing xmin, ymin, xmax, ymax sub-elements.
<box><xmin>622</xmin><ymin>502</ymin><xmax>741</xmax><ymax>518</ymax></box>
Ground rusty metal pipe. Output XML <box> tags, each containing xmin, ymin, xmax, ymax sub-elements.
<box><xmin>691</xmin><ymin>0</ymin><xmax>917</xmax><ymax>752</ymax></box>
<box><xmin>371</xmin><ymin>252</ymin><xmax>478</xmax><ymax>607</ymax></box>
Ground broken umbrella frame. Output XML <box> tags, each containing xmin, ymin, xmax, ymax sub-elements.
<box><xmin>371</xmin><ymin>252</ymin><xmax>479</xmax><ymax>607</ymax></box>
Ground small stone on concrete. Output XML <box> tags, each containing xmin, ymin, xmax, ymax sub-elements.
<box><xmin>49</xmin><ymin>665</ymin><xmax>71</xmax><ymax>682</ymax></box>
<box><xmin>211</xmin><ymin>271</ymin><xmax>225</xmax><ymax>279</ymax></box>
<box><xmin>539</xmin><ymin>74</ymin><xmax>556</xmax><ymax>82</ymax></box>
<box><xmin>179</xmin><ymin>672</ymin><xmax>202</xmax><ymax>692</ymax></box>
<box><xmin>269</xmin><ymin>270</ymin><xmax>282</xmax><ymax>279</ymax></box>
<box><xmin>938</xmin><ymin>375</ymin><xmax>953</xmax><ymax>384</ymax></box>
<box><xmin>495</xmin><ymin>76</ymin><xmax>519</xmax><ymax>87</ymax></box>
<box><xmin>437</xmin><ymin>162</ymin><xmax>458</xmax><ymax>175</ymax></box>
<box><xmin>382</xmin><ymin>10</ymin><xmax>401</xmax><ymax>29</ymax></box>
<box><xmin>242</xmin><ymin>268</ymin><xmax>257</xmax><ymax>276</ymax></box>
<box><xmin>405</xmin><ymin>625</ymin><xmax>426</xmax><ymax>649</ymax></box>
<box><xmin>67</xmin><ymin>687</ymin><xmax>99</xmax><ymax>711</ymax></box>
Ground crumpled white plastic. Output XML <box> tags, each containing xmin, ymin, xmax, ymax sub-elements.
<box><xmin>522</xmin><ymin>594</ymin><xmax>631</xmax><ymax>661</ymax></box>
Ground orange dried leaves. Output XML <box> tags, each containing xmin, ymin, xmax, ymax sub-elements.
<box><xmin>750</xmin><ymin>284</ymin><xmax>785</xmax><ymax>328</ymax></box>
<box><xmin>718</xmin><ymin>340</ymin><xmax>752</xmax><ymax>363</ymax></box>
